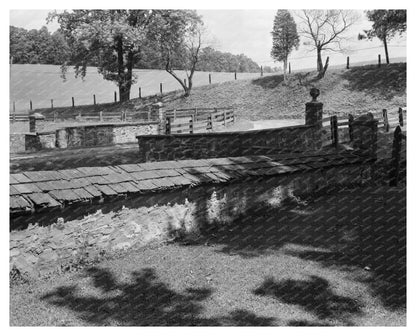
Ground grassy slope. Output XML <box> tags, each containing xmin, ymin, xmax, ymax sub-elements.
<box><xmin>34</xmin><ymin>63</ymin><xmax>406</xmax><ymax>121</ymax></box>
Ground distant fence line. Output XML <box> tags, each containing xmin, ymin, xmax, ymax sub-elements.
<box><xmin>10</xmin><ymin>70</ymin><xmax>271</xmax><ymax>114</ymax></box>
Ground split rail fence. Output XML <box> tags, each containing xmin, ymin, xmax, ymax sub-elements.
<box><xmin>165</xmin><ymin>107</ymin><xmax>235</xmax><ymax>134</ymax></box>
<box><xmin>321</xmin><ymin>107</ymin><xmax>406</xmax><ymax>147</ymax></box>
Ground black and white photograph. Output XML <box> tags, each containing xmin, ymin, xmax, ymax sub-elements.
<box><xmin>6</xmin><ymin>2</ymin><xmax>410</xmax><ymax>328</ymax></box>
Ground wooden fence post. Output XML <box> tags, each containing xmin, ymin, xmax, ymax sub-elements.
<box><xmin>165</xmin><ymin>117</ymin><xmax>171</xmax><ymax>135</ymax></box>
<box><xmin>114</xmin><ymin>91</ymin><xmax>117</xmax><ymax>102</ymax></box>
<box><xmin>51</xmin><ymin>99</ymin><xmax>54</xmax><ymax>109</ymax></box>
<box><xmin>330</xmin><ymin>115</ymin><xmax>339</xmax><ymax>148</ymax></box>
<box><xmin>346</xmin><ymin>56</ymin><xmax>350</xmax><ymax>69</ymax></box>
<box><xmin>234</xmin><ymin>71</ymin><xmax>237</xmax><ymax>80</ymax></box>
<box><xmin>160</xmin><ymin>83</ymin><xmax>163</xmax><ymax>95</ymax></box>
<box><xmin>72</xmin><ymin>97</ymin><xmax>75</xmax><ymax>107</ymax></box>
<box><xmin>208</xmin><ymin>113</ymin><xmax>213</xmax><ymax>130</ymax></box>
<box><xmin>389</xmin><ymin>126</ymin><xmax>403</xmax><ymax>186</ymax></box>
<box><xmin>348</xmin><ymin>114</ymin><xmax>354</xmax><ymax>142</ymax></box>
<box><xmin>209</xmin><ymin>73</ymin><xmax>212</xmax><ymax>84</ymax></box>
<box><xmin>139</xmin><ymin>87</ymin><xmax>142</xmax><ymax>99</ymax></box>
<box><xmin>382</xmin><ymin>108</ymin><xmax>389</xmax><ymax>132</ymax></box>
<box><xmin>378</xmin><ymin>54</ymin><xmax>381</xmax><ymax>68</ymax></box>
<box><xmin>398</xmin><ymin>107</ymin><xmax>403</xmax><ymax>127</ymax></box>
<box><xmin>93</xmin><ymin>94</ymin><xmax>96</xmax><ymax>105</ymax></box>
<box><xmin>30</xmin><ymin>100</ymin><xmax>33</xmax><ymax>111</ymax></box>
<box><xmin>289</xmin><ymin>62</ymin><xmax>291</xmax><ymax>74</ymax></box>
<box><xmin>189</xmin><ymin>115</ymin><xmax>194</xmax><ymax>134</ymax></box>
<box><xmin>261</xmin><ymin>66</ymin><xmax>263</xmax><ymax>77</ymax></box>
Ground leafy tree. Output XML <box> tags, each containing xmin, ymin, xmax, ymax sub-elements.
<box><xmin>148</xmin><ymin>10</ymin><xmax>203</xmax><ymax>97</ymax></box>
<box><xmin>359</xmin><ymin>10</ymin><xmax>406</xmax><ymax>64</ymax></box>
<box><xmin>271</xmin><ymin>10</ymin><xmax>299</xmax><ymax>82</ymax></box>
<box><xmin>48</xmin><ymin>10</ymin><xmax>154</xmax><ymax>102</ymax></box>
<box><xmin>298</xmin><ymin>10</ymin><xmax>359</xmax><ymax>78</ymax></box>
<box><xmin>10</xmin><ymin>26</ymin><xmax>70</xmax><ymax>64</ymax></box>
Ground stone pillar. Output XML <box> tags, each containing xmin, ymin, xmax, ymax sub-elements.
<box><xmin>152</xmin><ymin>102</ymin><xmax>165</xmax><ymax>134</ymax></box>
<box><xmin>29</xmin><ymin>113</ymin><xmax>46</xmax><ymax>133</ymax></box>
<box><xmin>305</xmin><ymin>88</ymin><xmax>323</xmax><ymax>127</ymax></box>
<box><xmin>351</xmin><ymin>113</ymin><xmax>378</xmax><ymax>158</ymax></box>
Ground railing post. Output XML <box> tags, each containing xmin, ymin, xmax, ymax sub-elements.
<box><xmin>398</xmin><ymin>107</ymin><xmax>403</xmax><ymax>127</ymax></box>
<box><xmin>160</xmin><ymin>83</ymin><xmax>163</xmax><ymax>95</ymax></box>
<box><xmin>72</xmin><ymin>97</ymin><xmax>75</xmax><ymax>107</ymax></box>
<box><xmin>166</xmin><ymin>116</ymin><xmax>171</xmax><ymax>135</ymax></box>
<box><xmin>348</xmin><ymin>114</ymin><xmax>354</xmax><ymax>142</ymax></box>
<box><xmin>114</xmin><ymin>91</ymin><xmax>117</xmax><ymax>102</ymax></box>
<box><xmin>330</xmin><ymin>115</ymin><xmax>339</xmax><ymax>148</ymax></box>
<box><xmin>189</xmin><ymin>115</ymin><xmax>194</xmax><ymax>134</ymax></box>
<box><xmin>382</xmin><ymin>108</ymin><xmax>389</xmax><ymax>132</ymax></box>
<box><xmin>346</xmin><ymin>56</ymin><xmax>350</xmax><ymax>69</ymax></box>
<box><xmin>378</xmin><ymin>54</ymin><xmax>381</xmax><ymax>68</ymax></box>
<box><xmin>389</xmin><ymin>126</ymin><xmax>403</xmax><ymax>186</ymax></box>
<box><xmin>139</xmin><ymin>87</ymin><xmax>142</xmax><ymax>99</ymax></box>
<box><xmin>30</xmin><ymin>100</ymin><xmax>33</xmax><ymax>111</ymax></box>
<box><xmin>208</xmin><ymin>113</ymin><xmax>213</xmax><ymax>130</ymax></box>
<box><xmin>93</xmin><ymin>94</ymin><xmax>96</xmax><ymax>105</ymax></box>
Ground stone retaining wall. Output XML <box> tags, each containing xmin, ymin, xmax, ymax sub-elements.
<box><xmin>10</xmin><ymin>162</ymin><xmax>371</xmax><ymax>278</ymax></box>
<box><xmin>10</xmin><ymin>121</ymin><xmax>160</xmax><ymax>153</ymax></box>
<box><xmin>137</xmin><ymin>125</ymin><xmax>322</xmax><ymax>162</ymax></box>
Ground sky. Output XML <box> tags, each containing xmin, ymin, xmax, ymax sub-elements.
<box><xmin>9</xmin><ymin>9</ymin><xmax>407</xmax><ymax>70</ymax></box>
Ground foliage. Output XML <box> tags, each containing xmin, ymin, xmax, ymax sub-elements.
<box><xmin>271</xmin><ymin>10</ymin><xmax>299</xmax><ymax>81</ymax></box>
<box><xmin>298</xmin><ymin>10</ymin><xmax>359</xmax><ymax>78</ymax></box>
<box><xmin>359</xmin><ymin>10</ymin><xmax>406</xmax><ymax>64</ymax></box>
<box><xmin>197</xmin><ymin>47</ymin><xmax>261</xmax><ymax>73</ymax></box>
<box><xmin>10</xmin><ymin>26</ymin><xmax>70</xmax><ymax>64</ymax></box>
<box><xmin>47</xmin><ymin>10</ymin><xmax>154</xmax><ymax>101</ymax></box>
<box><xmin>147</xmin><ymin>10</ymin><xmax>204</xmax><ymax>96</ymax></box>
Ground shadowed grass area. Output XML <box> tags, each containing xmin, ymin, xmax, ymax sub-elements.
<box><xmin>10</xmin><ymin>187</ymin><xmax>405</xmax><ymax>326</ymax></box>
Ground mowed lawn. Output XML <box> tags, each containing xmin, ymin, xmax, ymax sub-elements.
<box><xmin>10</xmin><ymin>187</ymin><xmax>406</xmax><ymax>326</ymax></box>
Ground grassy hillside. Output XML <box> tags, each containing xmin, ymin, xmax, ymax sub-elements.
<box><xmin>10</xmin><ymin>64</ymin><xmax>267</xmax><ymax>113</ymax></box>
<box><xmin>32</xmin><ymin>63</ymin><xmax>406</xmax><ymax>121</ymax></box>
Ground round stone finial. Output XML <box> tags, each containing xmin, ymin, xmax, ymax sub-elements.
<box><xmin>310</xmin><ymin>88</ymin><xmax>320</xmax><ymax>102</ymax></box>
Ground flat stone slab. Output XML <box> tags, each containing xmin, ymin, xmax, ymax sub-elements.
<box><xmin>9</xmin><ymin>152</ymin><xmax>368</xmax><ymax>215</ymax></box>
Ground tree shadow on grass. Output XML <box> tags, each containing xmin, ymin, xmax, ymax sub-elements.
<box><xmin>254</xmin><ymin>275</ymin><xmax>361</xmax><ymax>325</ymax></box>
<box><xmin>41</xmin><ymin>266</ymin><xmax>274</xmax><ymax>326</ymax></box>
<box><xmin>341</xmin><ymin>63</ymin><xmax>406</xmax><ymax>100</ymax></box>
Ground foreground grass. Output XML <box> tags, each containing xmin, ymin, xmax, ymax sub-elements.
<box><xmin>10</xmin><ymin>187</ymin><xmax>405</xmax><ymax>326</ymax></box>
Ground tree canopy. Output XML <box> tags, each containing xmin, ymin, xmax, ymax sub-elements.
<box><xmin>359</xmin><ymin>10</ymin><xmax>406</xmax><ymax>64</ymax></box>
<box><xmin>10</xmin><ymin>26</ymin><xmax>70</xmax><ymax>64</ymax></box>
<box><xmin>271</xmin><ymin>10</ymin><xmax>299</xmax><ymax>81</ymax></box>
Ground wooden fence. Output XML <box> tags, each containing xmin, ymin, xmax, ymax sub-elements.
<box><xmin>165</xmin><ymin>107</ymin><xmax>235</xmax><ymax>134</ymax></box>
<box><xmin>9</xmin><ymin>109</ymin><xmax>157</xmax><ymax>123</ymax></box>
<box><xmin>321</xmin><ymin>107</ymin><xmax>406</xmax><ymax>147</ymax></box>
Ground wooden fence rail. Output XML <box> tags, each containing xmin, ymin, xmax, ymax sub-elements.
<box><xmin>321</xmin><ymin>106</ymin><xmax>406</xmax><ymax>148</ymax></box>
<box><xmin>165</xmin><ymin>108</ymin><xmax>235</xmax><ymax>134</ymax></box>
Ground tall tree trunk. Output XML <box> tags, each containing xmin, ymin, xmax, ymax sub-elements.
<box><xmin>317</xmin><ymin>48</ymin><xmax>323</xmax><ymax>73</ymax></box>
<box><xmin>383</xmin><ymin>35</ymin><xmax>390</xmax><ymax>65</ymax></box>
<box><xmin>283</xmin><ymin>58</ymin><xmax>288</xmax><ymax>83</ymax></box>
